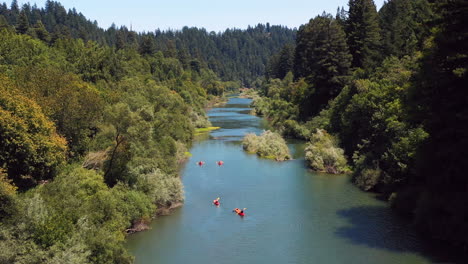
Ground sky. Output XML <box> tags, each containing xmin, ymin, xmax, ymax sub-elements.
<box><xmin>16</xmin><ymin>0</ymin><xmax>385</xmax><ymax>32</ymax></box>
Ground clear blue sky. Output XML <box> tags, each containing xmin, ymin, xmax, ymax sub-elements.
<box><xmin>17</xmin><ymin>0</ymin><xmax>385</xmax><ymax>32</ymax></box>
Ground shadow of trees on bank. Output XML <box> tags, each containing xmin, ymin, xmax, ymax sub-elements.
<box><xmin>335</xmin><ymin>205</ymin><xmax>465</xmax><ymax>263</ymax></box>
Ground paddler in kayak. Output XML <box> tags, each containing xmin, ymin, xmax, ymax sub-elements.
<box><xmin>216</xmin><ymin>160</ymin><xmax>224</xmax><ymax>166</ymax></box>
<box><xmin>233</xmin><ymin>208</ymin><xmax>246</xmax><ymax>216</ymax></box>
<box><xmin>197</xmin><ymin>161</ymin><xmax>205</xmax><ymax>166</ymax></box>
<box><xmin>238</xmin><ymin>208</ymin><xmax>246</xmax><ymax>216</ymax></box>
<box><xmin>213</xmin><ymin>197</ymin><xmax>220</xmax><ymax>206</ymax></box>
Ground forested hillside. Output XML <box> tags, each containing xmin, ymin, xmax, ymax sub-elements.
<box><xmin>0</xmin><ymin>0</ymin><xmax>296</xmax><ymax>86</ymax></box>
<box><xmin>255</xmin><ymin>0</ymin><xmax>468</xmax><ymax>252</ymax></box>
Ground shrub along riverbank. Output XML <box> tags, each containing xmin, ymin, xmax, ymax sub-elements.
<box><xmin>242</xmin><ymin>130</ymin><xmax>291</xmax><ymax>161</ymax></box>
<box><xmin>305</xmin><ymin>129</ymin><xmax>349</xmax><ymax>174</ymax></box>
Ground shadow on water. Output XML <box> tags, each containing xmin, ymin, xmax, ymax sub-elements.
<box><xmin>335</xmin><ymin>205</ymin><xmax>466</xmax><ymax>263</ymax></box>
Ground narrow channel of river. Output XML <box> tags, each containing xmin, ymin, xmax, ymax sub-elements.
<box><xmin>126</xmin><ymin>97</ymin><xmax>447</xmax><ymax>264</ymax></box>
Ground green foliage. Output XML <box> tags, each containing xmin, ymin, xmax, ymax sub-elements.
<box><xmin>379</xmin><ymin>0</ymin><xmax>432</xmax><ymax>58</ymax></box>
<box><xmin>345</xmin><ymin>0</ymin><xmax>382</xmax><ymax>69</ymax></box>
<box><xmin>304</xmin><ymin>107</ymin><xmax>331</xmax><ymax>133</ymax></box>
<box><xmin>281</xmin><ymin>119</ymin><xmax>310</xmax><ymax>140</ymax></box>
<box><xmin>32</xmin><ymin>20</ymin><xmax>50</xmax><ymax>43</ymax></box>
<box><xmin>242</xmin><ymin>131</ymin><xmax>291</xmax><ymax>161</ymax></box>
<box><xmin>294</xmin><ymin>14</ymin><xmax>351</xmax><ymax>118</ymax></box>
<box><xmin>327</xmin><ymin>56</ymin><xmax>429</xmax><ymax>192</ymax></box>
<box><xmin>353</xmin><ymin>166</ymin><xmax>382</xmax><ymax>191</ymax></box>
<box><xmin>0</xmin><ymin>29</ymin><xmax>58</xmax><ymax>73</ymax></box>
<box><xmin>405</xmin><ymin>0</ymin><xmax>468</xmax><ymax>250</ymax></box>
<box><xmin>13</xmin><ymin>66</ymin><xmax>103</xmax><ymax>158</ymax></box>
<box><xmin>0</xmin><ymin>170</ymin><xmax>17</xmax><ymax>221</ymax></box>
<box><xmin>24</xmin><ymin>166</ymin><xmax>146</xmax><ymax>263</ymax></box>
<box><xmin>136</xmin><ymin>169</ymin><xmax>184</xmax><ymax>207</ymax></box>
<box><xmin>16</xmin><ymin>9</ymin><xmax>29</xmax><ymax>34</ymax></box>
<box><xmin>305</xmin><ymin>129</ymin><xmax>349</xmax><ymax>174</ymax></box>
<box><xmin>267</xmin><ymin>44</ymin><xmax>294</xmax><ymax>79</ymax></box>
<box><xmin>0</xmin><ymin>79</ymin><xmax>67</xmax><ymax>189</ymax></box>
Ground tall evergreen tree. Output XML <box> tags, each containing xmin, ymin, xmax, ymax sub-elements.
<box><xmin>267</xmin><ymin>44</ymin><xmax>294</xmax><ymax>79</ymax></box>
<box><xmin>335</xmin><ymin>6</ymin><xmax>348</xmax><ymax>28</ymax></box>
<box><xmin>33</xmin><ymin>20</ymin><xmax>50</xmax><ymax>42</ymax></box>
<box><xmin>294</xmin><ymin>14</ymin><xmax>352</xmax><ymax>119</ymax></box>
<box><xmin>379</xmin><ymin>0</ymin><xmax>432</xmax><ymax>58</ymax></box>
<box><xmin>15</xmin><ymin>9</ymin><xmax>29</xmax><ymax>34</ymax></box>
<box><xmin>345</xmin><ymin>0</ymin><xmax>381</xmax><ymax>69</ymax></box>
<box><xmin>276</xmin><ymin>44</ymin><xmax>295</xmax><ymax>79</ymax></box>
<box><xmin>8</xmin><ymin>0</ymin><xmax>19</xmax><ymax>25</ymax></box>
<box><xmin>139</xmin><ymin>34</ymin><xmax>156</xmax><ymax>56</ymax></box>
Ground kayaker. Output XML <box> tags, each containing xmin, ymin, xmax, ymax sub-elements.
<box><xmin>233</xmin><ymin>208</ymin><xmax>241</xmax><ymax>214</ymax></box>
<box><xmin>238</xmin><ymin>208</ymin><xmax>246</xmax><ymax>216</ymax></box>
<box><xmin>217</xmin><ymin>160</ymin><xmax>224</xmax><ymax>166</ymax></box>
<box><xmin>197</xmin><ymin>161</ymin><xmax>205</xmax><ymax>166</ymax></box>
<box><xmin>213</xmin><ymin>197</ymin><xmax>220</xmax><ymax>206</ymax></box>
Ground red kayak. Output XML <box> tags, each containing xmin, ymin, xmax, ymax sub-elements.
<box><xmin>238</xmin><ymin>212</ymin><xmax>245</xmax><ymax>217</ymax></box>
<box><xmin>213</xmin><ymin>201</ymin><xmax>220</xmax><ymax>206</ymax></box>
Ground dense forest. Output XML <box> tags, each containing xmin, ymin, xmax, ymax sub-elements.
<box><xmin>255</xmin><ymin>0</ymin><xmax>467</xmax><ymax>253</ymax></box>
<box><xmin>0</xmin><ymin>0</ymin><xmax>296</xmax><ymax>86</ymax></box>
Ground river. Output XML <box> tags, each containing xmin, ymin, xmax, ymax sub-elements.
<box><xmin>126</xmin><ymin>97</ymin><xmax>450</xmax><ymax>264</ymax></box>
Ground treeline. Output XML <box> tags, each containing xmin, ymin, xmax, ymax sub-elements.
<box><xmin>148</xmin><ymin>25</ymin><xmax>295</xmax><ymax>85</ymax></box>
<box><xmin>0</xmin><ymin>0</ymin><xmax>296</xmax><ymax>86</ymax></box>
<box><xmin>0</xmin><ymin>2</ymin><xmax>236</xmax><ymax>262</ymax></box>
<box><xmin>255</xmin><ymin>0</ymin><xmax>467</xmax><ymax>252</ymax></box>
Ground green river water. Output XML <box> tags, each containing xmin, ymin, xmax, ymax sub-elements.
<box><xmin>126</xmin><ymin>97</ymin><xmax>455</xmax><ymax>264</ymax></box>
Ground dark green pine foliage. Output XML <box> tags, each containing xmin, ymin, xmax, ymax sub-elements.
<box><xmin>345</xmin><ymin>0</ymin><xmax>381</xmax><ymax>69</ymax></box>
<box><xmin>267</xmin><ymin>43</ymin><xmax>294</xmax><ymax>79</ymax></box>
<box><xmin>152</xmin><ymin>25</ymin><xmax>296</xmax><ymax>86</ymax></box>
<box><xmin>294</xmin><ymin>14</ymin><xmax>352</xmax><ymax>119</ymax></box>
<box><xmin>33</xmin><ymin>20</ymin><xmax>50</xmax><ymax>42</ymax></box>
<box><xmin>379</xmin><ymin>0</ymin><xmax>432</xmax><ymax>58</ymax></box>
<box><xmin>15</xmin><ymin>9</ymin><xmax>28</xmax><ymax>34</ymax></box>
<box><xmin>0</xmin><ymin>14</ymin><xmax>8</xmax><ymax>29</ymax></box>
<box><xmin>7</xmin><ymin>0</ymin><xmax>18</xmax><ymax>25</ymax></box>
<box><xmin>139</xmin><ymin>34</ymin><xmax>156</xmax><ymax>56</ymax></box>
<box><xmin>405</xmin><ymin>0</ymin><xmax>468</xmax><ymax>250</ymax></box>
<box><xmin>335</xmin><ymin>6</ymin><xmax>347</xmax><ymax>28</ymax></box>
<box><xmin>276</xmin><ymin>44</ymin><xmax>295</xmax><ymax>79</ymax></box>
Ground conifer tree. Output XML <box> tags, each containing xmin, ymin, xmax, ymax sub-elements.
<box><xmin>379</xmin><ymin>0</ymin><xmax>432</xmax><ymax>58</ymax></box>
<box><xmin>345</xmin><ymin>0</ymin><xmax>381</xmax><ymax>69</ymax></box>
<box><xmin>335</xmin><ymin>6</ymin><xmax>347</xmax><ymax>28</ymax></box>
<box><xmin>139</xmin><ymin>34</ymin><xmax>156</xmax><ymax>56</ymax></box>
<box><xmin>294</xmin><ymin>14</ymin><xmax>352</xmax><ymax>118</ymax></box>
<box><xmin>276</xmin><ymin>44</ymin><xmax>294</xmax><ymax>79</ymax></box>
<box><xmin>16</xmin><ymin>10</ymin><xmax>29</xmax><ymax>34</ymax></box>
<box><xmin>8</xmin><ymin>0</ymin><xmax>19</xmax><ymax>25</ymax></box>
<box><xmin>0</xmin><ymin>15</ymin><xmax>9</xmax><ymax>30</ymax></box>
